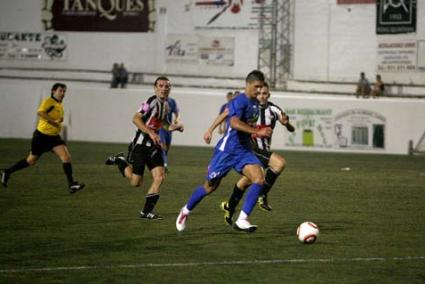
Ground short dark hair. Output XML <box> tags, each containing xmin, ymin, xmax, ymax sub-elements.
<box><xmin>263</xmin><ymin>81</ymin><xmax>269</xmax><ymax>89</ymax></box>
<box><xmin>51</xmin><ymin>83</ymin><xmax>66</xmax><ymax>93</ymax></box>
<box><xmin>154</xmin><ymin>76</ymin><xmax>170</xmax><ymax>86</ymax></box>
<box><xmin>245</xmin><ymin>70</ymin><xmax>265</xmax><ymax>83</ymax></box>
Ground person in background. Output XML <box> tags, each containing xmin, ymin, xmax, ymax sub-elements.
<box><xmin>355</xmin><ymin>72</ymin><xmax>371</xmax><ymax>98</ymax></box>
<box><xmin>1</xmin><ymin>83</ymin><xmax>85</xmax><ymax>194</ymax></box>
<box><xmin>371</xmin><ymin>74</ymin><xmax>385</xmax><ymax>98</ymax></box>
<box><xmin>111</xmin><ymin>63</ymin><xmax>120</xmax><ymax>88</ymax></box>
<box><xmin>119</xmin><ymin>63</ymin><xmax>129</xmax><ymax>89</ymax></box>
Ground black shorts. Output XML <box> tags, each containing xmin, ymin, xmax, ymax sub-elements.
<box><xmin>253</xmin><ymin>147</ymin><xmax>272</xmax><ymax>168</ymax></box>
<box><xmin>129</xmin><ymin>144</ymin><xmax>164</xmax><ymax>176</ymax></box>
<box><xmin>31</xmin><ymin>130</ymin><xmax>66</xmax><ymax>156</ymax></box>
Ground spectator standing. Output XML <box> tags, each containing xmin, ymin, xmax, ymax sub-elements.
<box><xmin>371</xmin><ymin>74</ymin><xmax>385</xmax><ymax>98</ymax></box>
<box><xmin>119</xmin><ymin>63</ymin><xmax>129</xmax><ymax>89</ymax></box>
<box><xmin>111</xmin><ymin>63</ymin><xmax>120</xmax><ymax>88</ymax></box>
<box><xmin>355</xmin><ymin>72</ymin><xmax>371</xmax><ymax>98</ymax></box>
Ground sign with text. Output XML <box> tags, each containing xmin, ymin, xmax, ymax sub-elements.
<box><xmin>0</xmin><ymin>32</ymin><xmax>67</xmax><ymax>61</ymax></box>
<box><xmin>377</xmin><ymin>40</ymin><xmax>416</xmax><ymax>72</ymax></box>
<box><xmin>41</xmin><ymin>0</ymin><xmax>155</xmax><ymax>32</ymax></box>
<box><xmin>337</xmin><ymin>0</ymin><xmax>375</xmax><ymax>4</ymax></box>
<box><xmin>165</xmin><ymin>34</ymin><xmax>234</xmax><ymax>66</ymax></box>
<box><xmin>283</xmin><ymin>108</ymin><xmax>387</xmax><ymax>150</ymax></box>
<box><xmin>199</xmin><ymin>37</ymin><xmax>234</xmax><ymax>66</ymax></box>
<box><xmin>376</xmin><ymin>0</ymin><xmax>416</xmax><ymax>34</ymax></box>
<box><xmin>192</xmin><ymin>0</ymin><xmax>271</xmax><ymax>29</ymax></box>
<box><xmin>418</xmin><ymin>41</ymin><xmax>425</xmax><ymax>71</ymax></box>
<box><xmin>165</xmin><ymin>35</ymin><xmax>199</xmax><ymax>62</ymax></box>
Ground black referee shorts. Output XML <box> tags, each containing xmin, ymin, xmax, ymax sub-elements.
<box><xmin>31</xmin><ymin>130</ymin><xmax>66</xmax><ymax>156</ymax></box>
<box><xmin>130</xmin><ymin>144</ymin><xmax>164</xmax><ymax>176</ymax></box>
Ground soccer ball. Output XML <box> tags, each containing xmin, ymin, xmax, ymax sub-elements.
<box><xmin>297</xmin><ymin>221</ymin><xmax>319</xmax><ymax>244</ymax></box>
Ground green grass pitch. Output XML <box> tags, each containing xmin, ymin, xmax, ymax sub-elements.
<box><xmin>1</xmin><ymin>139</ymin><xmax>425</xmax><ymax>283</ymax></box>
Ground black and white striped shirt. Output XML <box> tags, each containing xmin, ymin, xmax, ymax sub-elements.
<box><xmin>132</xmin><ymin>95</ymin><xmax>169</xmax><ymax>147</ymax></box>
<box><xmin>252</xmin><ymin>101</ymin><xmax>285</xmax><ymax>151</ymax></box>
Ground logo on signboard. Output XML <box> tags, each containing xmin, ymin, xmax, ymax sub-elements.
<box><xmin>41</xmin><ymin>0</ymin><xmax>155</xmax><ymax>32</ymax></box>
<box><xmin>377</xmin><ymin>0</ymin><xmax>416</xmax><ymax>34</ymax></box>
<box><xmin>41</xmin><ymin>34</ymin><xmax>67</xmax><ymax>58</ymax></box>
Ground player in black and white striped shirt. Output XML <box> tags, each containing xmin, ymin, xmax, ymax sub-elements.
<box><xmin>204</xmin><ymin>82</ymin><xmax>294</xmax><ymax>225</ymax></box>
<box><xmin>105</xmin><ymin>76</ymin><xmax>183</xmax><ymax>220</ymax></box>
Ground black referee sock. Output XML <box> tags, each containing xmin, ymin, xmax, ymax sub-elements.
<box><xmin>262</xmin><ymin>167</ymin><xmax>280</xmax><ymax>196</ymax></box>
<box><xmin>115</xmin><ymin>159</ymin><xmax>128</xmax><ymax>177</ymax></box>
<box><xmin>228</xmin><ymin>185</ymin><xmax>245</xmax><ymax>211</ymax></box>
<box><xmin>6</xmin><ymin>158</ymin><xmax>30</xmax><ymax>174</ymax></box>
<box><xmin>62</xmin><ymin>162</ymin><xmax>74</xmax><ymax>186</ymax></box>
<box><xmin>142</xmin><ymin>193</ymin><xmax>160</xmax><ymax>213</ymax></box>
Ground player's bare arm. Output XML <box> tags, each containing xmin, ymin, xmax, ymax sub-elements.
<box><xmin>203</xmin><ymin>109</ymin><xmax>229</xmax><ymax>144</ymax></box>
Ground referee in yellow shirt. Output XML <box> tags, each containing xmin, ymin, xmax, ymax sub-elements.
<box><xmin>1</xmin><ymin>83</ymin><xmax>84</xmax><ymax>193</ymax></box>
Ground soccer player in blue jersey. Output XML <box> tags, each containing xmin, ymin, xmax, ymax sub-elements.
<box><xmin>176</xmin><ymin>70</ymin><xmax>272</xmax><ymax>233</ymax></box>
<box><xmin>205</xmin><ymin>83</ymin><xmax>295</xmax><ymax>225</ymax></box>
<box><xmin>159</xmin><ymin>96</ymin><xmax>183</xmax><ymax>172</ymax></box>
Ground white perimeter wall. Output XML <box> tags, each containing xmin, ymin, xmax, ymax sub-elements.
<box><xmin>0</xmin><ymin>79</ymin><xmax>424</xmax><ymax>155</ymax></box>
<box><xmin>0</xmin><ymin>0</ymin><xmax>424</xmax><ymax>83</ymax></box>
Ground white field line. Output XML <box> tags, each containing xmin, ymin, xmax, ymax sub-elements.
<box><xmin>1</xmin><ymin>256</ymin><xmax>425</xmax><ymax>273</ymax></box>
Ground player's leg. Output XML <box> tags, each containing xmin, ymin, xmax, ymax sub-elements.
<box><xmin>176</xmin><ymin>150</ymin><xmax>230</xmax><ymax>231</ymax></box>
<box><xmin>1</xmin><ymin>131</ymin><xmax>46</xmax><ymax>188</ymax></box>
<box><xmin>140</xmin><ymin>150</ymin><xmax>165</xmax><ymax>220</ymax></box>
<box><xmin>221</xmin><ymin>176</ymin><xmax>250</xmax><ymax>225</ymax></box>
<box><xmin>233</xmin><ymin>164</ymin><xmax>265</xmax><ymax>232</ymax></box>
<box><xmin>1</xmin><ymin>152</ymin><xmax>38</xmax><ymax>188</ymax></box>
<box><xmin>159</xmin><ymin>130</ymin><xmax>172</xmax><ymax>171</ymax></box>
<box><xmin>52</xmin><ymin>144</ymin><xmax>85</xmax><ymax>193</ymax></box>
<box><xmin>258</xmin><ymin>152</ymin><xmax>287</xmax><ymax>211</ymax></box>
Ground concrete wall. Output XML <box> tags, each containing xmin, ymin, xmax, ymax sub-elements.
<box><xmin>1</xmin><ymin>79</ymin><xmax>424</xmax><ymax>155</ymax></box>
<box><xmin>1</xmin><ymin>1</ymin><xmax>424</xmax><ymax>83</ymax></box>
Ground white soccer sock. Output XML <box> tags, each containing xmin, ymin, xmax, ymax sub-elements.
<box><xmin>182</xmin><ymin>205</ymin><xmax>190</xmax><ymax>215</ymax></box>
<box><xmin>237</xmin><ymin>210</ymin><xmax>248</xmax><ymax>221</ymax></box>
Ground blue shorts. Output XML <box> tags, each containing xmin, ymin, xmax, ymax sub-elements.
<box><xmin>206</xmin><ymin>148</ymin><xmax>261</xmax><ymax>182</ymax></box>
<box><xmin>159</xmin><ymin>129</ymin><xmax>172</xmax><ymax>145</ymax></box>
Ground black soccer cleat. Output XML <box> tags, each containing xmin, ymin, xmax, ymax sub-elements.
<box><xmin>1</xmin><ymin>170</ymin><xmax>10</xmax><ymax>188</ymax></box>
<box><xmin>220</xmin><ymin>201</ymin><xmax>234</xmax><ymax>226</ymax></box>
<box><xmin>69</xmin><ymin>181</ymin><xmax>85</xmax><ymax>194</ymax></box>
<box><xmin>258</xmin><ymin>195</ymin><xmax>272</xmax><ymax>212</ymax></box>
<box><xmin>140</xmin><ymin>211</ymin><xmax>163</xmax><ymax>220</ymax></box>
<box><xmin>105</xmin><ymin>152</ymin><xmax>125</xmax><ymax>165</ymax></box>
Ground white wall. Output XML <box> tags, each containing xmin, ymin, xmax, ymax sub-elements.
<box><xmin>1</xmin><ymin>1</ymin><xmax>424</xmax><ymax>83</ymax></box>
<box><xmin>1</xmin><ymin>79</ymin><xmax>424</xmax><ymax>155</ymax></box>
<box><xmin>294</xmin><ymin>0</ymin><xmax>425</xmax><ymax>84</ymax></box>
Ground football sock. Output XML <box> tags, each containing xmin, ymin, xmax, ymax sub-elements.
<box><xmin>241</xmin><ymin>183</ymin><xmax>263</xmax><ymax>216</ymax></box>
<box><xmin>162</xmin><ymin>150</ymin><xmax>168</xmax><ymax>167</ymax></box>
<box><xmin>262</xmin><ymin>167</ymin><xmax>280</xmax><ymax>196</ymax></box>
<box><xmin>228</xmin><ymin>184</ymin><xmax>245</xmax><ymax>211</ymax></box>
<box><xmin>62</xmin><ymin>162</ymin><xmax>74</xmax><ymax>185</ymax></box>
<box><xmin>115</xmin><ymin>158</ymin><xmax>128</xmax><ymax>177</ymax></box>
<box><xmin>143</xmin><ymin>193</ymin><xmax>160</xmax><ymax>213</ymax></box>
<box><xmin>186</xmin><ymin>186</ymin><xmax>208</xmax><ymax>210</ymax></box>
<box><xmin>6</xmin><ymin>158</ymin><xmax>30</xmax><ymax>174</ymax></box>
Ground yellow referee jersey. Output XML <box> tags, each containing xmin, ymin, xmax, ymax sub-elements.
<box><xmin>36</xmin><ymin>96</ymin><xmax>64</xmax><ymax>136</ymax></box>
